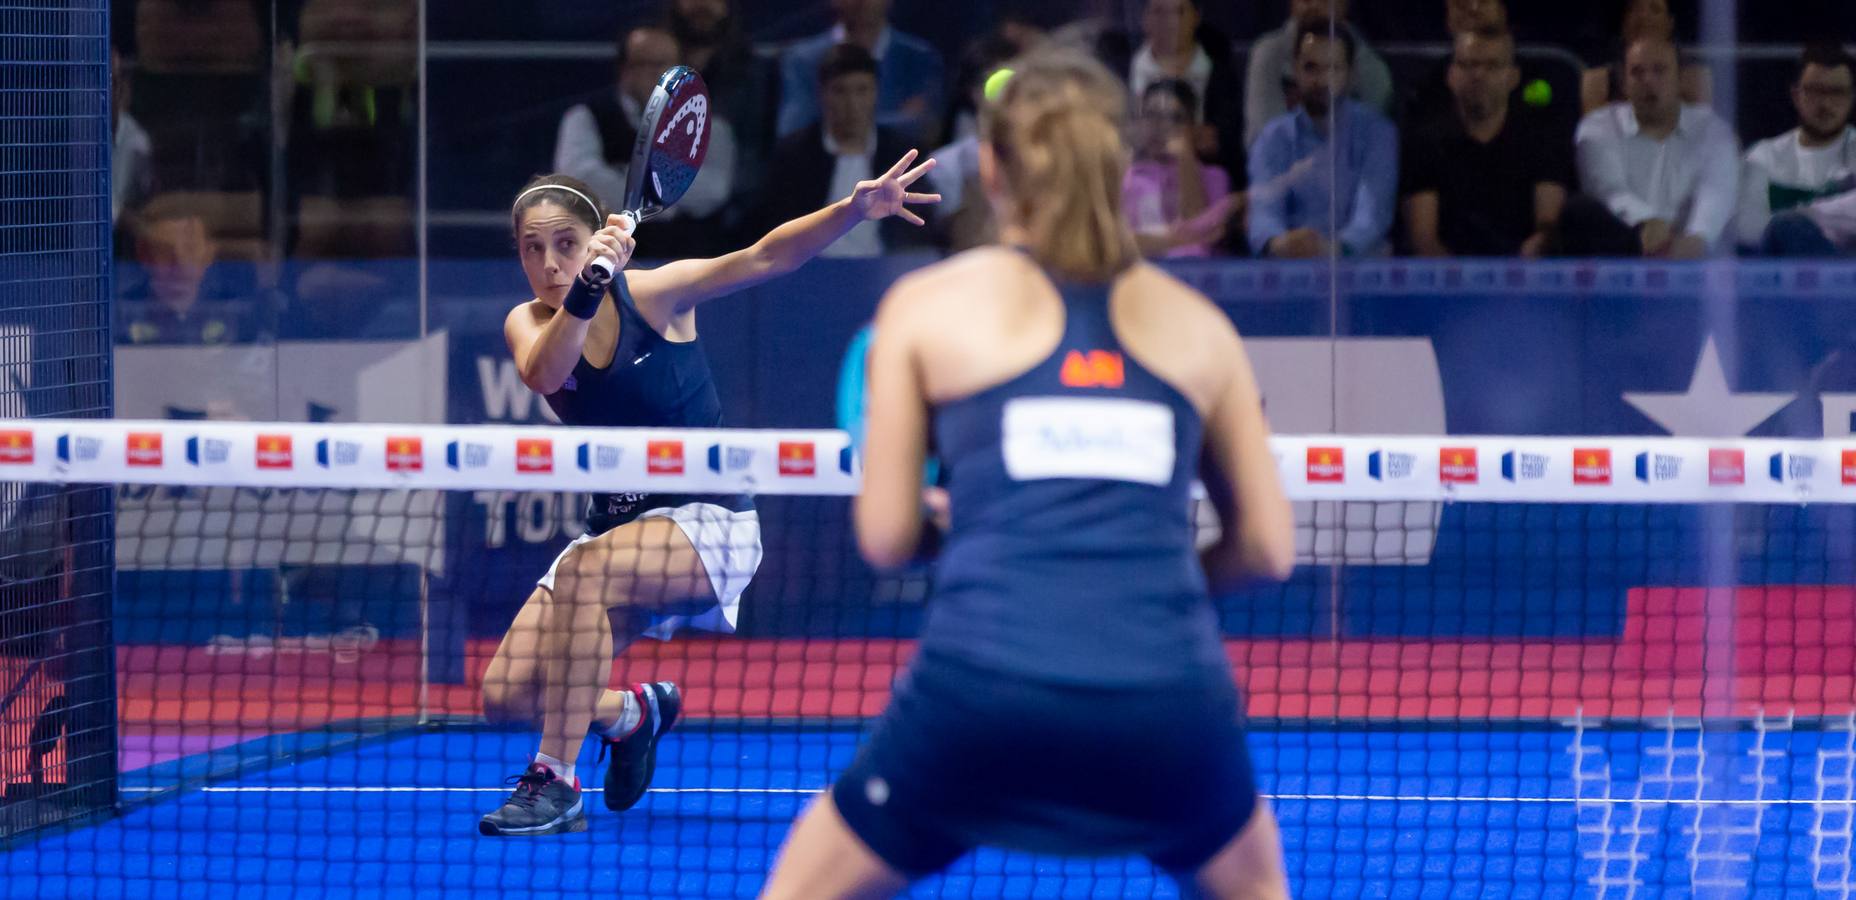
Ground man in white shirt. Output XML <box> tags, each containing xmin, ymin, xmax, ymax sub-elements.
<box><xmin>1567</xmin><ymin>36</ymin><xmax>1739</xmax><ymax>258</ymax></box>
<box><xmin>1741</xmin><ymin>43</ymin><xmax>1856</xmax><ymax>255</ymax></box>
<box><xmin>1243</xmin><ymin>0</ymin><xmax>1394</xmax><ymax>149</ymax></box>
<box><xmin>552</xmin><ymin>25</ymin><xmax>736</xmax><ymax>252</ymax></box>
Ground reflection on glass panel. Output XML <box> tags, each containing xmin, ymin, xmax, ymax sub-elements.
<box><xmin>115</xmin><ymin>0</ymin><xmax>274</xmax><ymax>347</ymax></box>
<box><xmin>113</xmin><ymin>0</ymin><xmax>421</xmax><ymax>344</ymax></box>
<box><xmin>282</xmin><ymin>0</ymin><xmax>418</xmax><ymax>338</ymax></box>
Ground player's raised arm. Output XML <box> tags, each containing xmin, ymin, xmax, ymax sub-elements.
<box><xmin>626</xmin><ymin>150</ymin><xmax>939</xmax><ymax>318</ymax></box>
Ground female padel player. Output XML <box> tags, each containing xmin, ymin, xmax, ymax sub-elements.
<box><xmin>479</xmin><ymin>151</ymin><xmax>938</xmax><ymax>836</ymax></box>
<box><xmin>759</xmin><ymin>50</ymin><xmax>1296</xmax><ymax>898</ymax></box>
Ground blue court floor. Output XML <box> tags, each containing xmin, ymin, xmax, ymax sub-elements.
<box><xmin>2</xmin><ymin>719</ymin><xmax>1850</xmax><ymax>898</ymax></box>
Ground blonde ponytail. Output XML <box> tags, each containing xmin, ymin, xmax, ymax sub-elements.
<box><xmin>981</xmin><ymin>50</ymin><xmax>1140</xmax><ymax>282</ymax></box>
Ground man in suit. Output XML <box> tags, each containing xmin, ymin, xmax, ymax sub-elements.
<box><xmin>776</xmin><ymin>0</ymin><xmax>944</xmax><ymax>145</ymax></box>
<box><xmin>762</xmin><ymin>44</ymin><xmax>930</xmax><ymax>257</ymax></box>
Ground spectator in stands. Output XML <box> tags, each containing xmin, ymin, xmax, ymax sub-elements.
<box><xmin>554</xmin><ymin>25</ymin><xmax>737</xmax><ymax>257</ymax></box>
<box><xmin>1118</xmin><ymin>0</ymin><xmax>1241</xmax><ymax>175</ymax></box>
<box><xmin>1244</xmin><ymin>0</ymin><xmax>1393</xmax><ymax>149</ymax></box>
<box><xmin>930</xmin><ymin>22</ymin><xmax>1043</xmax><ymax>252</ymax></box>
<box><xmin>1126</xmin><ymin>80</ymin><xmax>1239</xmax><ymax>258</ymax></box>
<box><xmin>664</xmin><ymin>0</ymin><xmax>774</xmax><ymax>200</ymax></box>
<box><xmin>1405</xmin><ymin>0</ymin><xmax>1511</xmax><ymax>127</ymax></box>
<box><xmin>1402</xmin><ymin>28</ymin><xmax>1572</xmax><ymax>257</ymax></box>
<box><xmin>1763</xmin><ymin>193</ymin><xmax>1856</xmax><ymax>256</ymax></box>
<box><xmin>1578</xmin><ymin>0</ymin><xmax>1709</xmax><ymax>116</ymax></box>
<box><xmin>1565</xmin><ymin>37</ymin><xmax>1738</xmax><ymax>259</ymax></box>
<box><xmin>1247</xmin><ymin>22</ymin><xmax>1398</xmax><ymax>259</ymax></box>
<box><xmin>1445</xmin><ymin>0</ymin><xmax>1508</xmax><ymax>37</ymax></box>
<box><xmin>761</xmin><ymin>45</ymin><xmax>929</xmax><ymax>258</ymax></box>
<box><xmin>111</xmin><ymin>46</ymin><xmax>152</xmax><ymax>223</ymax></box>
<box><xmin>1739</xmin><ymin>43</ymin><xmax>1856</xmax><ymax>253</ymax></box>
<box><xmin>122</xmin><ymin>196</ymin><xmax>253</xmax><ymax>345</ymax></box>
<box><xmin>942</xmin><ymin>13</ymin><xmax>1043</xmax><ymax>154</ymax></box>
<box><xmin>776</xmin><ymin>0</ymin><xmax>944</xmax><ymax>144</ymax></box>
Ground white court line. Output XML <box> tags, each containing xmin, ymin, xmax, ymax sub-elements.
<box><xmin>116</xmin><ymin>786</ymin><xmax>1832</xmax><ymax>804</ymax></box>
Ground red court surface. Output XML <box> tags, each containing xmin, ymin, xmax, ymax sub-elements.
<box><xmin>102</xmin><ymin>586</ymin><xmax>1856</xmax><ymax>771</ymax></box>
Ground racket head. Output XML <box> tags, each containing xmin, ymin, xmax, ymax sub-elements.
<box><xmin>621</xmin><ymin>65</ymin><xmax>711</xmax><ymax>225</ymax></box>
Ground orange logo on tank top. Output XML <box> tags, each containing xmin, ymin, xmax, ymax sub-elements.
<box><xmin>1059</xmin><ymin>350</ymin><xmax>1125</xmax><ymax>389</ymax></box>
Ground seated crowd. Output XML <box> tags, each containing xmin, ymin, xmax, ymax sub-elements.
<box><xmin>110</xmin><ymin>0</ymin><xmax>1856</xmax><ymax>341</ymax></box>
<box><xmin>534</xmin><ymin>0</ymin><xmax>1856</xmax><ymax>261</ymax></box>
<box><xmin>612</xmin><ymin>0</ymin><xmax>1851</xmax><ymax>262</ymax></box>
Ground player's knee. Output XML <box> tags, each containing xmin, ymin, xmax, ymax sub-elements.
<box><xmin>553</xmin><ymin>547</ymin><xmax>708</xmax><ymax>614</ymax></box>
<box><xmin>561</xmin><ymin>552</ymin><xmax>685</xmax><ymax>611</ymax></box>
<box><xmin>554</xmin><ymin>546</ymin><xmax>626</xmax><ymax>594</ymax></box>
<box><xmin>549</xmin><ymin>564</ymin><xmax>622</xmax><ymax>609</ymax></box>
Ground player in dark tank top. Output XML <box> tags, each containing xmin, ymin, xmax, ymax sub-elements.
<box><xmin>478</xmin><ymin>153</ymin><xmax>938</xmax><ymax>836</ymax></box>
<box><xmin>760</xmin><ymin>50</ymin><xmax>1297</xmax><ymax>900</ymax></box>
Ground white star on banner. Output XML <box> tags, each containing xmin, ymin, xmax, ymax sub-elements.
<box><xmin>1623</xmin><ymin>336</ymin><xmax>1795</xmax><ymax>437</ymax></box>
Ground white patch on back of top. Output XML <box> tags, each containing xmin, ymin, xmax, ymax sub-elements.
<box><xmin>1001</xmin><ymin>397</ymin><xmax>1175</xmax><ymax>486</ymax></box>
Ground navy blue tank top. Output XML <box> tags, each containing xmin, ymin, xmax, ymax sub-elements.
<box><xmin>543</xmin><ymin>279</ymin><xmax>752</xmax><ymax>534</ymax></box>
<box><xmin>920</xmin><ymin>270</ymin><xmax>1225</xmax><ymax>687</ymax></box>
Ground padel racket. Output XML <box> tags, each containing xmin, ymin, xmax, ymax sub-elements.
<box><xmin>586</xmin><ymin>65</ymin><xmax>712</xmax><ymax>283</ymax></box>
<box><xmin>617</xmin><ymin>65</ymin><xmax>711</xmax><ymax>235</ymax></box>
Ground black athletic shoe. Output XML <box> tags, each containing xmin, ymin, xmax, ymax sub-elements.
<box><xmin>478</xmin><ymin>763</ymin><xmax>587</xmax><ymax>836</ymax></box>
<box><xmin>597</xmin><ymin>681</ymin><xmax>682</xmax><ymax>811</ymax></box>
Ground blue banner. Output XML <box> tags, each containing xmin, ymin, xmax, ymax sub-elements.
<box><xmin>413</xmin><ymin>259</ymin><xmax>1856</xmax><ymax>650</ymax></box>
<box><xmin>100</xmin><ymin>258</ymin><xmax>1856</xmax><ymax>666</ymax></box>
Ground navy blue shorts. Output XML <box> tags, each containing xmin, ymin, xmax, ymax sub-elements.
<box><xmin>831</xmin><ymin>651</ymin><xmax>1260</xmax><ymax>877</ymax></box>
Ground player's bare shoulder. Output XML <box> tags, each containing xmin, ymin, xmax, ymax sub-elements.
<box><xmin>874</xmin><ymin>246</ymin><xmax>1022</xmax><ymax>328</ymax></box>
<box><xmin>502</xmin><ymin>297</ymin><xmax>555</xmax><ymax>356</ymax></box>
<box><xmin>505</xmin><ymin>297</ymin><xmax>552</xmax><ymax>329</ymax></box>
<box><xmin>1116</xmin><ymin>262</ymin><xmax>1240</xmax><ymax>354</ymax></box>
<box><xmin>1110</xmin><ymin>263</ymin><xmax>1243</xmax><ymax>413</ymax></box>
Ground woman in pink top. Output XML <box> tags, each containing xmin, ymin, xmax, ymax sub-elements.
<box><xmin>1123</xmin><ymin>79</ymin><xmax>1241</xmax><ymax>257</ymax></box>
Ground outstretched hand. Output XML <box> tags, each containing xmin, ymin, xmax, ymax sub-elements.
<box><xmin>850</xmin><ymin>149</ymin><xmax>941</xmax><ymax>226</ymax></box>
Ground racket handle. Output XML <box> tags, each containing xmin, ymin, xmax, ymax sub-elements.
<box><xmin>584</xmin><ymin>255</ymin><xmax>616</xmax><ymax>288</ymax></box>
<box><xmin>615</xmin><ymin>212</ymin><xmax>638</xmax><ymax>236</ymax></box>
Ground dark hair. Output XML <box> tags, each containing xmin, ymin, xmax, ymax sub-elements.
<box><xmin>137</xmin><ymin>192</ymin><xmax>208</xmax><ymax>226</ymax></box>
<box><xmin>818</xmin><ymin>42</ymin><xmax>879</xmax><ymax>87</ymax></box>
<box><xmin>511</xmin><ymin>174</ymin><xmax>607</xmax><ymax>234</ymax></box>
<box><xmin>1452</xmin><ymin>26</ymin><xmax>1515</xmax><ymax>62</ymax></box>
<box><xmin>614</xmin><ymin>25</ymin><xmax>677</xmax><ymax>67</ymax></box>
<box><xmin>942</xmin><ymin>32</ymin><xmax>1021</xmax><ymax>139</ymax></box>
<box><xmin>1294</xmin><ymin>18</ymin><xmax>1356</xmax><ymax>66</ymax></box>
<box><xmin>996</xmin><ymin>0</ymin><xmax>1064</xmax><ymax>29</ymax></box>
<box><xmin>132</xmin><ymin>193</ymin><xmax>210</xmax><ymax>242</ymax></box>
<box><xmin>664</xmin><ymin>0</ymin><xmax>737</xmax><ymax>48</ymax></box>
<box><xmin>1797</xmin><ymin>41</ymin><xmax>1856</xmax><ymax>84</ymax></box>
<box><xmin>962</xmin><ymin>33</ymin><xmax>1021</xmax><ymax>95</ymax></box>
<box><xmin>1141</xmin><ymin>78</ymin><xmax>1199</xmax><ymax>117</ymax></box>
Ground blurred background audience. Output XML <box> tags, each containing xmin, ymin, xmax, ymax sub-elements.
<box><xmin>104</xmin><ymin>0</ymin><xmax>1856</xmax><ymax>329</ymax></box>
<box><xmin>1247</xmin><ymin>21</ymin><xmax>1398</xmax><ymax>259</ymax></box>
